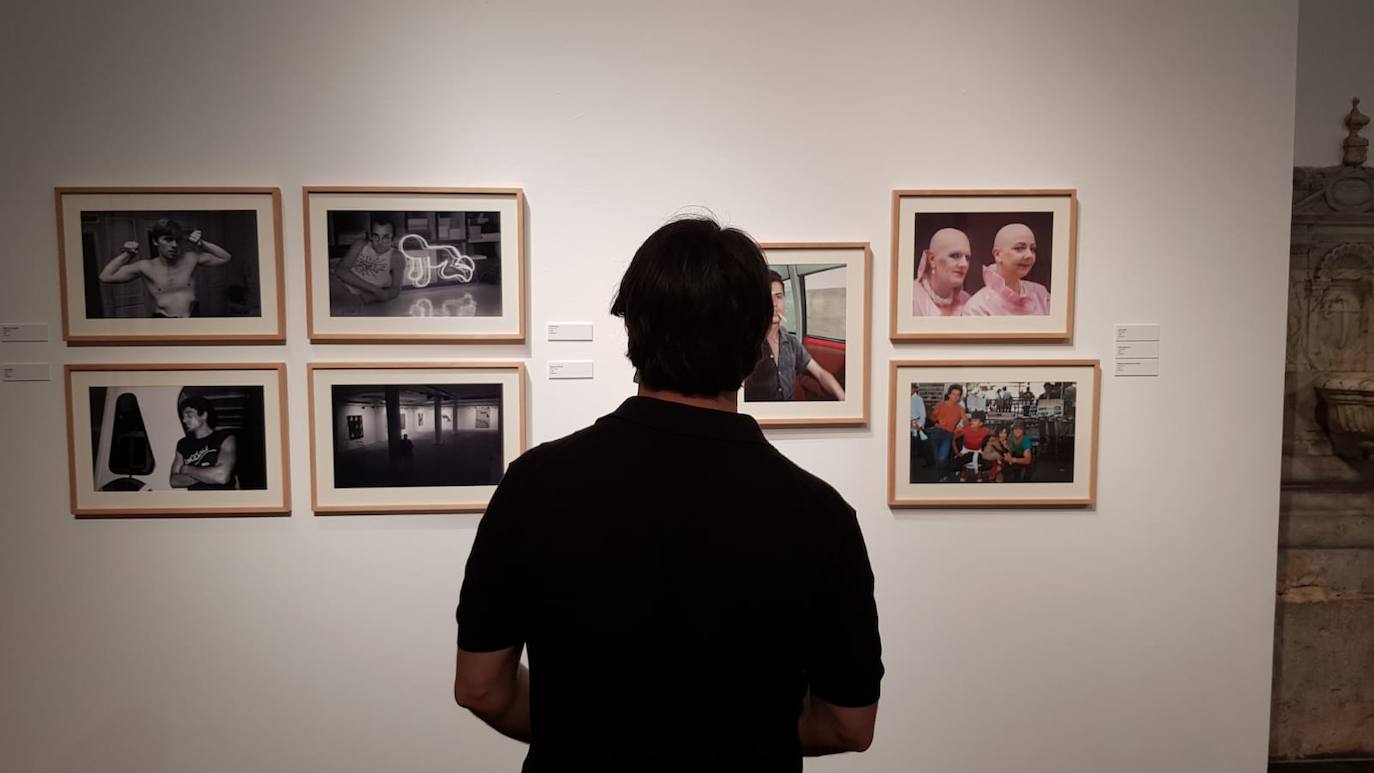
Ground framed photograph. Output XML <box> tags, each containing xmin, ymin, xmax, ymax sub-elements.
<box><xmin>890</xmin><ymin>189</ymin><xmax>1077</xmax><ymax>342</ymax></box>
<box><xmin>742</xmin><ymin>243</ymin><xmax>871</xmax><ymax>427</ymax></box>
<box><xmin>307</xmin><ymin>363</ymin><xmax>526</xmax><ymax>514</ymax></box>
<box><xmin>56</xmin><ymin>187</ymin><xmax>285</xmax><ymax>345</ymax></box>
<box><xmin>64</xmin><ymin>364</ymin><xmax>290</xmax><ymax>517</ymax></box>
<box><xmin>304</xmin><ymin>187</ymin><xmax>525</xmax><ymax>343</ymax></box>
<box><xmin>888</xmin><ymin>360</ymin><xmax>1099</xmax><ymax>507</ymax></box>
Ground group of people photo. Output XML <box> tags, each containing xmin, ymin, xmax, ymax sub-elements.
<box><xmin>909</xmin><ymin>380</ymin><xmax>1077</xmax><ymax>484</ymax></box>
<box><xmin>912</xmin><ymin>211</ymin><xmax>1054</xmax><ymax>318</ymax></box>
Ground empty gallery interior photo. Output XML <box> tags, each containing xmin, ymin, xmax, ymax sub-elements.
<box><xmin>330</xmin><ymin>383</ymin><xmax>504</xmax><ymax>488</ymax></box>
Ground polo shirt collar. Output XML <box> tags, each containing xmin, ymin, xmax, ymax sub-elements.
<box><xmin>607</xmin><ymin>396</ymin><xmax>767</xmax><ymax>444</ymax></box>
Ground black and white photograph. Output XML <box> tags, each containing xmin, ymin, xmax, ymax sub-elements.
<box><xmin>305</xmin><ymin>189</ymin><xmax>525</xmax><ymax>343</ymax></box>
<box><xmin>330</xmin><ymin>383</ymin><xmax>505</xmax><ymax>489</ymax></box>
<box><xmin>741</xmin><ymin>243</ymin><xmax>872</xmax><ymax>427</ymax></box>
<box><xmin>87</xmin><ymin>384</ymin><xmax>269</xmax><ymax>492</ymax></box>
<box><xmin>57</xmin><ymin>189</ymin><xmax>285</xmax><ymax>344</ymax></box>
<box><xmin>891</xmin><ymin>189</ymin><xmax>1076</xmax><ymax>342</ymax></box>
<box><xmin>308</xmin><ymin>364</ymin><xmax>526</xmax><ymax>514</ymax></box>
<box><xmin>324</xmin><ymin>210</ymin><xmax>503</xmax><ymax>318</ymax></box>
<box><xmin>64</xmin><ymin>364</ymin><xmax>290</xmax><ymax>517</ymax></box>
<box><xmin>889</xmin><ymin>360</ymin><xmax>1099</xmax><ymax>507</ymax></box>
<box><xmin>82</xmin><ymin>210</ymin><xmax>262</xmax><ymax>319</ymax></box>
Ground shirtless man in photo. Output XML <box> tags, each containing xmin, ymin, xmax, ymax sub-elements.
<box><xmin>97</xmin><ymin>218</ymin><xmax>233</xmax><ymax>317</ymax></box>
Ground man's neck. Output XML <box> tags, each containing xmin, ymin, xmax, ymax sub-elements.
<box><xmin>193</xmin><ymin>425</ymin><xmax>213</xmax><ymax>439</ymax></box>
<box><xmin>637</xmin><ymin>385</ymin><xmax>738</xmax><ymax>413</ymax></box>
<box><xmin>927</xmin><ymin>276</ymin><xmax>958</xmax><ymax>300</ymax></box>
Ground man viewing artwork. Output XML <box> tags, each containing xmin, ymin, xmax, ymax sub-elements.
<box><xmin>454</xmin><ymin>216</ymin><xmax>883</xmax><ymax>770</ymax></box>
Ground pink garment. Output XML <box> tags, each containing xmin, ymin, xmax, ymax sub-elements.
<box><xmin>912</xmin><ymin>252</ymin><xmax>970</xmax><ymax>316</ymax></box>
<box><xmin>963</xmin><ymin>265</ymin><xmax>1051</xmax><ymax>316</ymax></box>
<box><xmin>912</xmin><ymin>279</ymin><xmax>969</xmax><ymax>316</ymax></box>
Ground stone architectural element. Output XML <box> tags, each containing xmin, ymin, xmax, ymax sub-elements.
<box><xmin>1274</xmin><ymin>99</ymin><xmax>1374</xmax><ymax>761</ymax></box>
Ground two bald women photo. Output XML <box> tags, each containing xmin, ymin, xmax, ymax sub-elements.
<box><xmin>913</xmin><ymin>222</ymin><xmax>1050</xmax><ymax>317</ymax></box>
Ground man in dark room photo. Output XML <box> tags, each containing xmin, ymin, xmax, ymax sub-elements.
<box><xmin>454</xmin><ymin>216</ymin><xmax>883</xmax><ymax>771</ymax></box>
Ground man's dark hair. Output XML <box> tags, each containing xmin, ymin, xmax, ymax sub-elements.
<box><xmin>769</xmin><ymin>269</ymin><xmax>785</xmax><ymax>288</ymax></box>
<box><xmin>151</xmin><ymin>218</ymin><xmax>183</xmax><ymax>241</ymax></box>
<box><xmin>177</xmin><ymin>395</ymin><xmax>216</xmax><ymax>428</ymax></box>
<box><xmin>611</xmin><ymin>217</ymin><xmax>772</xmax><ymax>397</ymax></box>
<box><xmin>945</xmin><ymin>384</ymin><xmax>963</xmax><ymax>399</ymax></box>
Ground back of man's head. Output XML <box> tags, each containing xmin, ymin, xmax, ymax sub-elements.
<box><xmin>611</xmin><ymin>217</ymin><xmax>772</xmax><ymax>397</ymax></box>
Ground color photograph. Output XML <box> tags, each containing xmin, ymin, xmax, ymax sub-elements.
<box><xmin>891</xmin><ymin>190</ymin><xmax>1076</xmax><ymax>341</ymax></box>
<box><xmin>889</xmin><ymin>361</ymin><xmax>1098</xmax><ymax>507</ymax></box>
<box><xmin>742</xmin><ymin>244</ymin><xmax>871</xmax><ymax>427</ymax></box>
<box><xmin>907</xmin><ymin>380</ymin><xmax>1076</xmax><ymax>485</ymax></box>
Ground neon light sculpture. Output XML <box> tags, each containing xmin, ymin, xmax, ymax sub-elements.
<box><xmin>398</xmin><ymin>233</ymin><xmax>476</xmax><ymax>288</ymax></box>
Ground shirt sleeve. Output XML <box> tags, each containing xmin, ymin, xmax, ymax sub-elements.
<box><xmin>804</xmin><ymin>498</ymin><xmax>884</xmax><ymax>708</ymax></box>
<box><xmin>455</xmin><ymin>457</ymin><xmax>530</xmax><ymax>652</ymax></box>
<box><xmin>792</xmin><ymin>333</ymin><xmax>813</xmax><ymax>372</ymax></box>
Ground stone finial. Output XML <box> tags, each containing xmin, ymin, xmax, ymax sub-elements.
<box><xmin>1342</xmin><ymin>97</ymin><xmax>1369</xmax><ymax>166</ymax></box>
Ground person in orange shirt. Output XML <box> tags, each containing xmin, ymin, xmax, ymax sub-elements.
<box><xmin>927</xmin><ymin>384</ymin><xmax>967</xmax><ymax>480</ymax></box>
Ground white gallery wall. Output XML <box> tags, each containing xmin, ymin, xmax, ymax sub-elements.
<box><xmin>0</xmin><ymin>1</ymin><xmax>1297</xmax><ymax>772</ymax></box>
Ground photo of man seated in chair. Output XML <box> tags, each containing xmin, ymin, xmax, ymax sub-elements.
<box><xmin>908</xmin><ymin>380</ymin><xmax>1076</xmax><ymax>484</ymax></box>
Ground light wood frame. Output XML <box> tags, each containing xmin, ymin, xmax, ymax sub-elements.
<box><xmin>748</xmin><ymin>242</ymin><xmax>872</xmax><ymax>428</ymax></box>
<box><xmin>56</xmin><ymin>187</ymin><xmax>286</xmax><ymax>345</ymax></box>
<box><xmin>889</xmin><ymin>189</ymin><xmax>1078</xmax><ymax>342</ymax></box>
<box><xmin>303</xmin><ymin>187</ymin><xmax>527</xmax><ymax>344</ymax></box>
<box><xmin>887</xmin><ymin>359</ymin><xmax>1100</xmax><ymax>508</ymax></box>
<box><xmin>64</xmin><ymin>363</ymin><xmax>291</xmax><ymax>517</ymax></box>
<box><xmin>307</xmin><ymin>362</ymin><xmax>528</xmax><ymax>514</ymax></box>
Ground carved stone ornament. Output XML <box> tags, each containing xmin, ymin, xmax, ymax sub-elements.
<box><xmin>1317</xmin><ymin>373</ymin><xmax>1374</xmax><ymax>459</ymax></box>
<box><xmin>1343</xmin><ymin>97</ymin><xmax>1369</xmax><ymax>167</ymax></box>
<box><xmin>1306</xmin><ymin>243</ymin><xmax>1374</xmax><ymax>373</ymax></box>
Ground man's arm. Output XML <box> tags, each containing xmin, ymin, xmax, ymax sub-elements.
<box><xmin>172</xmin><ymin>435</ymin><xmax>237</xmax><ymax>486</ymax></box>
<box><xmin>331</xmin><ymin>240</ymin><xmax>387</xmax><ymax>301</ymax></box>
<box><xmin>799</xmin><ymin>691</ymin><xmax>878</xmax><ymax>755</ymax></box>
<box><xmin>188</xmin><ymin>229</ymin><xmax>232</xmax><ymax>266</ymax></box>
<box><xmin>453</xmin><ymin>645</ymin><xmax>531</xmax><ymax>743</ymax></box>
<box><xmin>381</xmin><ymin>251</ymin><xmax>406</xmax><ymax>301</ymax></box>
<box><xmin>805</xmin><ymin>359</ymin><xmax>846</xmax><ymax>401</ymax></box>
<box><xmin>168</xmin><ymin>452</ymin><xmax>197</xmax><ymax>488</ymax></box>
<box><xmin>98</xmin><ymin>242</ymin><xmax>147</xmax><ymax>283</ymax></box>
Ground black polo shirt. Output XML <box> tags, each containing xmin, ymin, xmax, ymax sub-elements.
<box><xmin>456</xmin><ymin>396</ymin><xmax>883</xmax><ymax>772</ymax></box>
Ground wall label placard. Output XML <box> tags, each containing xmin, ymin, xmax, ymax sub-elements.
<box><xmin>547</xmin><ymin>322</ymin><xmax>594</xmax><ymax>342</ymax></box>
<box><xmin>1</xmin><ymin>323</ymin><xmax>48</xmax><ymax>342</ymax></box>
<box><xmin>1114</xmin><ymin>323</ymin><xmax>1160</xmax><ymax>377</ymax></box>
<box><xmin>2</xmin><ymin>363</ymin><xmax>51</xmax><ymax>381</ymax></box>
<box><xmin>548</xmin><ymin>361</ymin><xmax>594</xmax><ymax>380</ymax></box>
